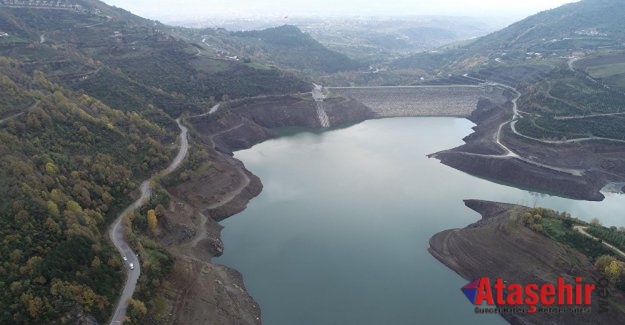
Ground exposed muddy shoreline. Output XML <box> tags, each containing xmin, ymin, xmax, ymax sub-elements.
<box><xmin>161</xmin><ymin>86</ymin><xmax>625</xmax><ymax>323</ymax></box>
<box><xmin>156</xmin><ymin>93</ymin><xmax>374</xmax><ymax>324</ymax></box>
<box><xmin>429</xmin><ymin>199</ymin><xmax>625</xmax><ymax>324</ymax></box>
<box><xmin>432</xmin><ymin>91</ymin><xmax>625</xmax><ymax>201</ymax></box>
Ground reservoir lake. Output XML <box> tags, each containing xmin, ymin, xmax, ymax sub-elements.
<box><xmin>217</xmin><ymin>117</ymin><xmax>625</xmax><ymax>325</ymax></box>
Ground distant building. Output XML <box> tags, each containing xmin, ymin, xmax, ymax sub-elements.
<box><xmin>575</xmin><ymin>28</ymin><xmax>607</xmax><ymax>37</ymax></box>
<box><xmin>0</xmin><ymin>0</ymin><xmax>84</xmax><ymax>12</ymax></box>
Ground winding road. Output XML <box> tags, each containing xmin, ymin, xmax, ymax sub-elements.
<box><xmin>0</xmin><ymin>100</ymin><xmax>40</xmax><ymax>125</ymax></box>
<box><xmin>0</xmin><ymin>111</ymin><xmax>25</xmax><ymax>125</ymax></box>
<box><xmin>109</xmin><ymin>119</ymin><xmax>189</xmax><ymax>324</ymax></box>
<box><xmin>452</xmin><ymin>79</ymin><xmax>586</xmax><ymax>176</ymax></box>
<box><xmin>555</xmin><ymin>112</ymin><xmax>625</xmax><ymax>120</ymax></box>
<box><xmin>495</xmin><ymin>83</ymin><xmax>585</xmax><ymax>176</ymax></box>
<box><xmin>204</xmin><ymin>122</ymin><xmax>252</xmax><ymax>207</ymax></box>
<box><xmin>188</xmin><ymin>104</ymin><xmax>220</xmax><ymax>119</ymax></box>
<box><xmin>574</xmin><ymin>226</ymin><xmax>625</xmax><ymax>259</ymax></box>
<box><xmin>568</xmin><ymin>56</ymin><xmax>581</xmax><ymax>72</ymax></box>
<box><xmin>466</xmin><ymin>71</ymin><xmax>625</xmax><ymax>144</ymax></box>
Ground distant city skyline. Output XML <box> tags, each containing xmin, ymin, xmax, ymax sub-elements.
<box><xmin>102</xmin><ymin>0</ymin><xmax>579</xmax><ymax>22</ymax></box>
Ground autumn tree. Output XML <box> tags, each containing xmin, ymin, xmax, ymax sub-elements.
<box><xmin>595</xmin><ymin>255</ymin><xmax>616</xmax><ymax>271</ymax></box>
<box><xmin>46</xmin><ymin>201</ymin><xmax>60</xmax><ymax>216</ymax></box>
<box><xmin>522</xmin><ymin>212</ymin><xmax>533</xmax><ymax>226</ymax></box>
<box><xmin>128</xmin><ymin>298</ymin><xmax>147</xmax><ymax>319</ymax></box>
<box><xmin>605</xmin><ymin>260</ymin><xmax>624</xmax><ymax>284</ymax></box>
<box><xmin>147</xmin><ymin>209</ymin><xmax>158</xmax><ymax>233</ymax></box>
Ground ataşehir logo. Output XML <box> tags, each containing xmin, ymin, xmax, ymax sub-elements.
<box><xmin>461</xmin><ymin>277</ymin><xmax>595</xmax><ymax>314</ymax></box>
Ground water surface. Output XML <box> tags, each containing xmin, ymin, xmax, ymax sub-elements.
<box><xmin>217</xmin><ymin>117</ymin><xmax>625</xmax><ymax>325</ymax></box>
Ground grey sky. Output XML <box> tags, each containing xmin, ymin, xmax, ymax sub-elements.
<box><xmin>103</xmin><ymin>0</ymin><xmax>578</xmax><ymax>21</ymax></box>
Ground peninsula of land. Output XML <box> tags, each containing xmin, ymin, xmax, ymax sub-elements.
<box><xmin>429</xmin><ymin>199</ymin><xmax>625</xmax><ymax>325</ymax></box>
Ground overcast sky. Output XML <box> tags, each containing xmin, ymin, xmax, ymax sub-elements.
<box><xmin>102</xmin><ymin>0</ymin><xmax>578</xmax><ymax>21</ymax></box>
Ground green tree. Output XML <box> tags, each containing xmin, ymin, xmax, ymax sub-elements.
<box><xmin>562</xmin><ymin>218</ymin><xmax>574</xmax><ymax>229</ymax></box>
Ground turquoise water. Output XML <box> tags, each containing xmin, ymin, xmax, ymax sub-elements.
<box><xmin>217</xmin><ymin>117</ymin><xmax>625</xmax><ymax>325</ymax></box>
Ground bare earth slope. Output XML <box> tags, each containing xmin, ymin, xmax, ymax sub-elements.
<box><xmin>148</xmin><ymin>94</ymin><xmax>374</xmax><ymax>324</ymax></box>
<box><xmin>432</xmin><ymin>92</ymin><xmax>625</xmax><ymax>201</ymax></box>
<box><xmin>429</xmin><ymin>200</ymin><xmax>625</xmax><ymax>325</ymax></box>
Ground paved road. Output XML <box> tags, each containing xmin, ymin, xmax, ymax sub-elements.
<box><xmin>163</xmin><ymin>119</ymin><xmax>189</xmax><ymax>175</ymax></box>
<box><xmin>109</xmin><ymin>119</ymin><xmax>189</xmax><ymax>325</ymax></box>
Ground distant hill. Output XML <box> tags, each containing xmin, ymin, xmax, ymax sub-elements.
<box><xmin>0</xmin><ymin>1</ymin><xmax>311</xmax><ymax>116</ymax></box>
<box><xmin>462</xmin><ymin>0</ymin><xmax>625</xmax><ymax>63</ymax></box>
<box><xmin>201</xmin><ymin>25</ymin><xmax>363</xmax><ymax>73</ymax></box>
<box><xmin>302</xmin><ymin>16</ymin><xmax>493</xmax><ymax>63</ymax></box>
<box><xmin>177</xmin><ymin>16</ymin><xmax>495</xmax><ymax>64</ymax></box>
<box><xmin>391</xmin><ymin>0</ymin><xmax>625</xmax><ymax>146</ymax></box>
<box><xmin>394</xmin><ymin>0</ymin><xmax>625</xmax><ymax>72</ymax></box>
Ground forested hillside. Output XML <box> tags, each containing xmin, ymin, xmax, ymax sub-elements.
<box><xmin>0</xmin><ymin>0</ymin><xmax>318</xmax><ymax>323</ymax></box>
<box><xmin>230</xmin><ymin>25</ymin><xmax>362</xmax><ymax>73</ymax></box>
<box><xmin>0</xmin><ymin>1</ymin><xmax>311</xmax><ymax>117</ymax></box>
<box><xmin>0</xmin><ymin>56</ymin><xmax>176</xmax><ymax>323</ymax></box>
<box><xmin>394</xmin><ymin>0</ymin><xmax>625</xmax><ymax>72</ymax></box>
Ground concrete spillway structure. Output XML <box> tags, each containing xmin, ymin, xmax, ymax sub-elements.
<box><xmin>315</xmin><ymin>100</ymin><xmax>330</xmax><ymax>128</ymax></box>
<box><xmin>312</xmin><ymin>83</ymin><xmax>330</xmax><ymax>128</ymax></box>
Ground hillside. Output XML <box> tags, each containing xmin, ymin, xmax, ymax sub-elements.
<box><xmin>308</xmin><ymin>16</ymin><xmax>490</xmax><ymax>63</ymax></box>
<box><xmin>429</xmin><ymin>200</ymin><xmax>625</xmax><ymax>324</ymax></box>
<box><xmin>185</xmin><ymin>24</ymin><xmax>363</xmax><ymax>74</ymax></box>
<box><xmin>389</xmin><ymin>0</ymin><xmax>625</xmax><ymax>199</ymax></box>
<box><xmin>463</xmin><ymin>0</ymin><xmax>625</xmax><ymax>63</ymax></box>
<box><xmin>0</xmin><ymin>0</ymin><xmax>311</xmax><ymax>117</ymax></box>
<box><xmin>231</xmin><ymin>25</ymin><xmax>362</xmax><ymax>73</ymax></box>
<box><xmin>3</xmin><ymin>0</ymin><xmax>625</xmax><ymax>323</ymax></box>
<box><xmin>394</xmin><ymin>0</ymin><xmax>625</xmax><ymax>72</ymax></box>
<box><xmin>0</xmin><ymin>57</ymin><xmax>176</xmax><ymax>323</ymax></box>
<box><xmin>0</xmin><ymin>1</ymin><xmax>327</xmax><ymax>323</ymax></box>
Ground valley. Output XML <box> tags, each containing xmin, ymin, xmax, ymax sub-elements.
<box><xmin>1</xmin><ymin>0</ymin><xmax>625</xmax><ymax>324</ymax></box>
